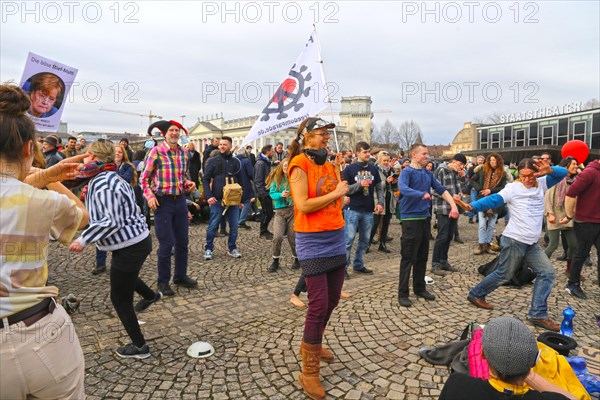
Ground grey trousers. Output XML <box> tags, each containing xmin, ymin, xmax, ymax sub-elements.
<box><xmin>272</xmin><ymin>207</ymin><xmax>297</xmax><ymax>258</ymax></box>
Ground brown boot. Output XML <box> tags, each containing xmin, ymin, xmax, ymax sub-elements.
<box><xmin>299</xmin><ymin>341</ymin><xmax>334</xmax><ymax>363</ymax></box>
<box><xmin>473</xmin><ymin>243</ymin><xmax>485</xmax><ymax>255</ymax></box>
<box><xmin>485</xmin><ymin>243</ymin><xmax>497</xmax><ymax>255</ymax></box>
<box><xmin>299</xmin><ymin>341</ymin><xmax>326</xmax><ymax>400</ymax></box>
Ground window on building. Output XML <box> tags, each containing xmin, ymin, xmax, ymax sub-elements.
<box><xmin>491</xmin><ymin>131</ymin><xmax>500</xmax><ymax>148</ymax></box>
<box><xmin>542</xmin><ymin>126</ymin><xmax>554</xmax><ymax>145</ymax></box>
<box><xmin>503</xmin><ymin>128</ymin><xmax>512</xmax><ymax>148</ymax></box>
<box><xmin>572</xmin><ymin>121</ymin><xmax>586</xmax><ymax>142</ymax></box>
<box><xmin>515</xmin><ymin>129</ymin><xmax>525</xmax><ymax>147</ymax></box>
<box><xmin>528</xmin><ymin>128</ymin><xmax>538</xmax><ymax>146</ymax></box>
<box><xmin>480</xmin><ymin>130</ymin><xmax>488</xmax><ymax>149</ymax></box>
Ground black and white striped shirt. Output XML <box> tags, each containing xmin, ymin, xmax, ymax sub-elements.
<box><xmin>77</xmin><ymin>171</ymin><xmax>148</xmax><ymax>251</ymax></box>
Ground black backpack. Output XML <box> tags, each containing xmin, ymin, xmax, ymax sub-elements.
<box><xmin>477</xmin><ymin>256</ymin><xmax>536</xmax><ymax>287</ymax></box>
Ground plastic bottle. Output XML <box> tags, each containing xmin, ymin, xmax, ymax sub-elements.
<box><xmin>560</xmin><ymin>306</ymin><xmax>575</xmax><ymax>337</ymax></box>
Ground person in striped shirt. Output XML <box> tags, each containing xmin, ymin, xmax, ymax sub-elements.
<box><xmin>69</xmin><ymin>140</ymin><xmax>161</xmax><ymax>359</ymax></box>
<box><xmin>140</xmin><ymin>120</ymin><xmax>197</xmax><ymax>296</ymax></box>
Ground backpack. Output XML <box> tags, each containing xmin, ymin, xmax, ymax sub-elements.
<box><xmin>222</xmin><ymin>177</ymin><xmax>243</xmax><ymax>214</ymax></box>
<box><xmin>478</xmin><ymin>256</ymin><xmax>536</xmax><ymax>287</ymax></box>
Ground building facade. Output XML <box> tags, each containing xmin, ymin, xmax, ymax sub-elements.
<box><xmin>463</xmin><ymin>106</ymin><xmax>600</xmax><ymax>163</ymax></box>
<box><xmin>186</xmin><ymin>96</ymin><xmax>374</xmax><ymax>153</ymax></box>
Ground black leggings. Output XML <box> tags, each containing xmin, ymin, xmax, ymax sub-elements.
<box><xmin>110</xmin><ymin>235</ymin><xmax>155</xmax><ymax>347</ymax></box>
<box><xmin>293</xmin><ymin>274</ymin><xmax>307</xmax><ymax>296</ymax></box>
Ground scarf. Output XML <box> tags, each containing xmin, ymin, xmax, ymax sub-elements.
<box><xmin>483</xmin><ymin>167</ymin><xmax>503</xmax><ymax>190</ymax></box>
<box><xmin>63</xmin><ymin>161</ymin><xmax>117</xmax><ymax>190</ymax></box>
<box><xmin>488</xmin><ymin>377</ymin><xmax>530</xmax><ymax>396</ymax></box>
<box><xmin>555</xmin><ymin>175</ymin><xmax>575</xmax><ymax>207</ymax></box>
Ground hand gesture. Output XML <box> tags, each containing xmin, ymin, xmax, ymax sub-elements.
<box><xmin>43</xmin><ymin>162</ymin><xmax>83</xmax><ymax>183</ymax></box>
<box><xmin>386</xmin><ymin>176</ymin><xmax>394</xmax><ymax>183</ymax></box>
<box><xmin>61</xmin><ymin>153</ymin><xmax>88</xmax><ymax>164</ymax></box>
<box><xmin>547</xmin><ymin>213</ymin><xmax>556</xmax><ymax>224</ymax></box>
<box><xmin>480</xmin><ymin>189</ymin><xmax>492</xmax><ymax>196</ymax></box>
<box><xmin>208</xmin><ymin>197</ymin><xmax>217</xmax><ymax>206</ymax></box>
<box><xmin>282</xmin><ymin>190</ymin><xmax>289</xmax><ymax>198</ymax></box>
<box><xmin>335</xmin><ymin>180</ymin><xmax>349</xmax><ymax>197</ymax></box>
<box><xmin>148</xmin><ymin>197</ymin><xmax>160</xmax><ymax>211</ymax></box>
<box><xmin>69</xmin><ymin>241</ymin><xmax>84</xmax><ymax>253</ymax></box>
<box><xmin>449</xmin><ymin>207</ymin><xmax>459</xmax><ymax>219</ymax></box>
<box><xmin>375</xmin><ymin>204</ymin><xmax>384</xmax><ymax>214</ymax></box>
<box><xmin>422</xmin><ymin>192</ymin><xmax>431</xmax><ymax>200</ymax></box>
<box><xmin>184</xmin><ymin>181</ymin><xmax>196</xmax><ymax>193</ymax></box>
<box><xmin>559</xmin><ymin>216</ymin><xmax>571</xmax><ymax>224</ymax></box>
<box><xmin>453</xmin><ymin>197</ymin><xmax>473</xmax><ymax>211</ymax></box>
<box><xmin>533</xmin><ymin>158</ymin><xmax>553</xmax><ymax>177</ymax></box>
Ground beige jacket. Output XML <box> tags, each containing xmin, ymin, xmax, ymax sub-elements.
<box><xmin>544</xmin><ymin>184</ymin><xmax>574</xmax><ymax>230</ymax></box>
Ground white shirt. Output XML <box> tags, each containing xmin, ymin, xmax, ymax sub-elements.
<box><xmin>499</xmin><ymin>177</ymin><xmax>548</xmax><ymax>245</ymax></box>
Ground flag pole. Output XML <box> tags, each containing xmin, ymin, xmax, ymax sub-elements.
<box><xmin>313</xmin><ymin>23</ymin><xmax>340</xmax><ymax>153</ymax></box>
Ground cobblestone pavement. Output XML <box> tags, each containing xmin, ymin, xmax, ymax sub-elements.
<box><xmin>49</xmin><ymin>217</ymin><xmax>599</xmax><ymax>399</ymax></box>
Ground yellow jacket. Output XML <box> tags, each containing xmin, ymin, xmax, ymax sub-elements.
<box><xmin>533</xmin><ymin>342</ymin><xmax>590</xmax><ymax>400</ymax></box>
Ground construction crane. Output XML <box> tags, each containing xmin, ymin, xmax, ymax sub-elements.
<box><xmin>99</xmin><ymin>107</ymin><xmax>162</xmax><ymax>130</ymax></box>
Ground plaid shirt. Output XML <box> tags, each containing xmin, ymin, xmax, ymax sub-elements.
<box><xmin>141</xmin><ymin>141</ymin><xmax>191</xmax><ymax>201</ymax></box>
<box><xmin>432</xmin><ymin>162</ymin><xmax>465</xmax><ymax>215</ymax></box>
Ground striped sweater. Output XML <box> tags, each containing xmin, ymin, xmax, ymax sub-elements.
<box><xmin>77</xmin><ymin>171</ymin><xmax>148</xmax><ymax>251</ymax></box>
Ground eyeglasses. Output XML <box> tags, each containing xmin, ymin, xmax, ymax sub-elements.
<box><xmin>313</xmin><ymin>131</ymin><xmax>331</xmax><ymax>136</ymax></box>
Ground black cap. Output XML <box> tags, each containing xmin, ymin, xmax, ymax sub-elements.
<box><xmin>43</xmin><ymin>136</ymin><xmax>58</xmax><ymax>147</ymax></box>
<box><xmin>452</xmin><ymin>153</ymin><xmax>467</xmax><ymax>164</ymax></box>
<box><xmin>305</xmin><ymin>117</ymin><xmax>335</xmax><ymax>133</ymax></box>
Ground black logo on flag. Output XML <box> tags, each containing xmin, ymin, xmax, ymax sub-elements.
<box><xmin>260</xmin><ymin>64</ymin><xmax>312</xmax><ymax>121</ymax></box>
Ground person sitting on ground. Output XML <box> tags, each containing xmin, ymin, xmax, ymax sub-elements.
<box><xmin>439</xmin><ymin>316</ymin><xmax>575</xmax><ymax>400</ymax></box>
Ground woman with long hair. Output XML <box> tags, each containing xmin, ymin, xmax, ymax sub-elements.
<box><xmin>1</xmin><ymin>83</ymin><xmax>89</xmax><ymax>399</ymax></box>
<box><xmin>471</xmin><ymin>153</ymin><xmax>507</xmax><ymax>255</ymax></box>
<box><xmin>69</xmin><ymin>140</ymin><xmax>161</xmax><ymax>359</ymax></box>
<box><xmin>266</xmin><ymin>158</ymin><xmax>299</xmax><ymax>272</ymax></box>
<box><xmin>544</xmin><ymin>156</ymin><xmax>578</xmax><ymax>273</ymax></box>
<box><xmin>369</xmin><ymin>151</ymin><xmax>397</xmax><ymax>253</ymax></box>
<box><xmin>288</xmin><ymin>117</ymin><xmax>348</xmax><ymax>400</ymax></box>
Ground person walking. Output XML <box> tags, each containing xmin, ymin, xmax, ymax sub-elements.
<box><xmin>369</xmin><ymin>151</ymin><xmax>397</xmax><ymax>254</ymax></box>
<box><xmin>255</xmin><ymin>144</ymin><xmax>275</xmax><ymax>239</ymax></box>
<box><xmin>471</xmin><ymin>153</ymin><xmax>507</xmax><ymax>255</ymax></box>
<box><xmin>288</xmin><ymin>117</ymin><xmax>348</xmax><ymax>400</ymax></box>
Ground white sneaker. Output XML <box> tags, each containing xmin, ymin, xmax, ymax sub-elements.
<box><xmin>227</xmin><ymin>249</ymin><xmax>242</xmax><ymax>258</ymax></box>
<box><xmin>204</xmin><ymin>250</ymin><xmax>213</xmax><ymax>260</ymax></box>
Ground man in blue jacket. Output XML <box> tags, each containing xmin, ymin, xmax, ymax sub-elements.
<box><xmin>235</xmin><ymin>148</ymin><xmax>255</xmax><ymax>230</ymax></box>
<box><xmin>398</xmin><ymin>143</ymin><xmax>459</xmax><ymax>307</ymax></box>
<box><xmin>202</xmin><ymin>136</ymin><xmax>242</xmax><ymax>260</ymax></box>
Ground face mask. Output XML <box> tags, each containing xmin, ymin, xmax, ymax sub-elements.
<box><xmin>304</xmin><ymin>148</ymin><xmax>328</xmax><ymax>166</ymax></box>
<box><xmin>180</xmin><ymin>135</ymin><xmax>189</xmax><ymax>145</ymax></box>
<box><xmin>144</xmin><ymin>139</ymin><xmax>155</xmax><ymax>149</ymax></box>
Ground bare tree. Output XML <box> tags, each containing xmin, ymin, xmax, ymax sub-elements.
<box><xmin>472</xmin><ymin>111</ymin><xmax>504</xmax><ymax>125</ymax></box>
<box><xmin>398</xmin><ymin>120</ymin><xmax>423</xmax><ymax>151</ymax></box>
<box><xmin>583</xmin><ymin>98</ymin><xmax>599</xmax><ymax>110</ymax></box>
<box><xmin>372</xmin><ymin>119</ymin><xmax>398</xmax><ymax>146</ymax></box>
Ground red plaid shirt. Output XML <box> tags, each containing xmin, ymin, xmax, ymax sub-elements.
<box><xmin>141</xmin><ymin>141</ymin><xmax>191</xmax><ymax>201</ymax></box>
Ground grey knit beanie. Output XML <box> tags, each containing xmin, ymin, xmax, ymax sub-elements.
<box><xmin>482</xmin><ymin>317</ymin><xmax>538</xmax><ymax>376</ymax></box>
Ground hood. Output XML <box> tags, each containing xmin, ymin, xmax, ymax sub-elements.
<box><xmin>588</xmin><ymin>159</ymin><xmax>600</xmax><ymax>170</ymax></box>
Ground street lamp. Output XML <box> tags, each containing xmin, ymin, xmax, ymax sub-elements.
<box><xmin>180</xmin><ymin>115</ymin><xmax>186</xmax><ymax>127</ymax></box>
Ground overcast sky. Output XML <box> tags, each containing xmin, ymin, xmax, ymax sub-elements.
<box><xmin>2</xmin><ymin>1</ymin><xmax>599</xmax><ymax>144</ymax></box>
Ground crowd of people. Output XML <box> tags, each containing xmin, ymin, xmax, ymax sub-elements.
<box><xmin>2</xmin><ymin>82</ymin><xmax>598</xmax><ymax>399</ymax></box>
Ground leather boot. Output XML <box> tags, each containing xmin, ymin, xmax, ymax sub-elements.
<box><xmin>473</xmin><ymin>243</ymin><xmax>485</xmax><ymax>255</ymax></box>
<box><xmin>378</xmin><ymin>242</ymin><xmax>391</xmax><ymax>253</ymax></box>
<box><xmin>268</xmin><ymin>258</ymin><xmax>279</xmax><ymax>273</ymax></box>
<box><xmin>299</xmin><ymin>341</ymin><xmax>326</xmax><ymax>400</ymax></box>
<box><xmin>484</xmin><ymin>243</ymin><xmax>497</xmax><ymax>255</ymax></box>
<box><xmin>298</xmin><ymin>341</ymin><xmax>334</xmax><ymax>363</ymax></box>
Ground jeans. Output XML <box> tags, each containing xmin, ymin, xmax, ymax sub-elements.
<box><xmin>96</xmin><ymin>248</ymin><xmax>107</xmax><ymax>266</ymax></box>
<box><xmin>344</xmin><ymin>208</ymin><xmax>374</xmax><ymax>271</ymax></box>
<box><xmin>469</xmin><ymin>236</ymin><xmax>556</xmax><ymax>319</ymax></box>
<box><xmin>432</xmin><ymin>214</ymin><xmax>457</xmax><ymax>266</ymax></box>
<box><xmin>303</xmin><ymin>267</ymin><xmax>345</xmax><ymax>344</ymax></box>
<box><xmin>569</xmin><ymin>222</ymin><xmax>600</xmax><ymax>286</ymax></box>
<box><xmin>272</xmin><ymin>207</ymin><xmax>296</xmax><ymax>258</ymax></box>
<box><xmin>478</xmin><ymin>211</ymin><xmax>497</xmax><ymax>244</ymax></box>
<box><xmin>398</xmin><ymin>219</ymin><xmax>430</xmax><ymax>298</ymax></box>
<box><xmin>206</xmin><ymin>203</ymin><xmax>240</xmax><ymax>251</ymax></box>
<box><xmin>154</xmin><ymin>195</ymin><xmax>189</xmax><ymax>285</ymax></box>
<box><xmin>468</xmin><ymin>189</ymin><xmax>478</xmax><ymax>220</ymax></box>
<box><xmin>238</xmin><ymin>200</ymin><xmax>252</xmax><ymax>225</ymax></box>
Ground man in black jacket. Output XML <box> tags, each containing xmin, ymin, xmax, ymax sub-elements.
<box><xmin>187</xmin><ymin>142</ymin><xmax>201</xmax><ymax>188</ymax></box>
<box><xmin>254</xmin><ymin>144</ymin><xmax>274</xmax><ymax>239</ymax></box>
<box><xmin>202</xmin><ymin>137</ymin><xmax>242</xmax><ymax>260</ymax></box>
<box><xmin>202</xmin><ymin>137</ymin><xmax>219</xmax><ymax>172</ymax></box>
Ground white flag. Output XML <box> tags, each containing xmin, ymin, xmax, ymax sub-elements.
<box><xmin>240</xmin><ymin>31</ymin><xmax>326</xmax><ymax>147</ymax></box>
